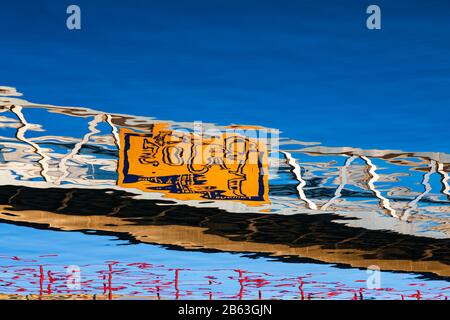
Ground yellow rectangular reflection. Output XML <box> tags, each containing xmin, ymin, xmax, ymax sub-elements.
<box><xmin>118</xmin><ymin>124</ymin><xmax>269</xmax><ymax>206</ymax></box>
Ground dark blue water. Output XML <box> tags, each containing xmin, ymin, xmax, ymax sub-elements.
<box><xmin>1</xmin><ymin>0</ymin><xmax>449</xmax><ymax>152</ymax></box>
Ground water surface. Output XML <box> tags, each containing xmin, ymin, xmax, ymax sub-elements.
<box><xmin>0</xmin><ymin>0</ymin><xmax>449</xmax><ymax>300</ymax></box>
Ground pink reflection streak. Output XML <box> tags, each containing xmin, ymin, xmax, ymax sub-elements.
<box><xmin>0</xmin><ymin>256</ymin><xmax>448</xmax><ymax>300</ymax></box>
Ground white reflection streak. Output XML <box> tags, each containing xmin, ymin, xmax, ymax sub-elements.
<box><xmin>321</xmin><ymin>155</ymin><xmax>357</xmax><ymax>211</ymax></box>
<box><xmin>282</xmin><ymin>151</ymin><xmax>318</xmax><ymax>210</ymax></box>
<box><xmin>402</xmin><ymin>160</ymin><xmax>436</xmax><ymax>222</ymax></box>
<box><xmin>437</xmin><ymin>162</ymin><xmax>450</xmax><ymax>199</ymax></box>
<box><xmin>10</xmin><ymin>105</ymin><xmax>52</xmax><ymax>182</ymax></box>
<box><xmin>54</xmin><ymin>114</ymin><xmax>104</xmax><ymax>185</ymax></box>
<box><xmin>360</xmin><ymin>155</ymin><xmax>399</xmax><ymax>219</ymax></box>
<box><xmin>106</xmin><ymin>114</ymin><xmax>120</xmax><ymax>149</ymax></box>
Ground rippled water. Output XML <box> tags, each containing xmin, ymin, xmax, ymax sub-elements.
<box><xmin>2</xmin><ymin>0</ymin><xmax>450</xmax><ymax>301</ymax></box>
<box><xmin>0</xmin><ymin>87</ymin><xmax>449</xmax><ymax>299</ymax></box>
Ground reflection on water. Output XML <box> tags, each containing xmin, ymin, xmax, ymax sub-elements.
<box><xmin>1</xmin><ymin>256</ymin><xmax>449</xmax><ymax>300</ymax></box>
<box><xmin>118</xmin><ymin>125</ymin><xmax>269</xmax><ymax>205</ymax></box>
<box><xmin>0</xmin><ymin>86</ymin><xmax>449</xmax><ymax>299</ymax></box>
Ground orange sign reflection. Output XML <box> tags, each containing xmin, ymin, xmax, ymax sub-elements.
<box><xmin>118</xmin><ymin>124</ymin><xmax>269</xmax><ymax>205</ymax></box>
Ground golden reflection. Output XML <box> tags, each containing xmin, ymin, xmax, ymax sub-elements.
<box><xmin>118</xmin><ymin>125</ymin><xmax>269</xmax><ymax>205</ymax></box>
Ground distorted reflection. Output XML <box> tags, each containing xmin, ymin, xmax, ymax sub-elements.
<box><xmin>118</xmin><ymin>125</ymin><xmax>269</xmax><ymax>205</ymax></box>
<box><xmin>0</xmin><ymin>87</ymin><xmax>449</xmax><ymax>300</ymax></box>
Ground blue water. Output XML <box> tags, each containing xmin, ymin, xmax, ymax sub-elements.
<box><xmin>1</xmin><ymin>0</ymin><xmax>449</xmax><ymax>152</ymax></box>
<box><xmin>0</xmin><ymin>223</ymin><xmax>448</xmax><ymax>299</ymax></box>
<box><xmin>1</xmin><ymin>0</ymin><xmax>449</xmax><ymax>300</ymax></box>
